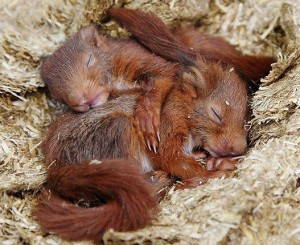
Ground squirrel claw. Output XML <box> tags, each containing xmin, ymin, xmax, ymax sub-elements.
<box><xmin>146</xmin><ymin>140</ymin><xmax>152</xmax><ymax>151</ymax></box>
<box><xmin>135</xmin><ymin>105</ymin><xmax>161</xmax><ymax>153</ymax></box>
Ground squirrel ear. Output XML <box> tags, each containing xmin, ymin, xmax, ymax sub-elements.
<box><xmin>77</xmin><ymin>25</ymin><xmax>108</xmax><ymax>49</ymax></box>
<box><xmin>181</xmin><ymin>67</ymin><xmax>206</xmax><ymax>98</ymax></box>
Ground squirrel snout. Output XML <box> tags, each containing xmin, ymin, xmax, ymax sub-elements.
<box><xmin>209</xmin><ymin>139</ymin><xmax>247</xmax><ymax>157</ymax></box>
<box><xmin>73</xmin><ymin>87</ymin><xmax>109</xmax><ymax>112</ymax></box>
<box><xmin>88</xmin><ymin>87</ymin><xmax>109</xmax><ymax>108</ymax></box>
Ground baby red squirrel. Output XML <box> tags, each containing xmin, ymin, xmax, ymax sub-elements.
<box><xmin>41</xmin><ymin>25</ymin><xmax>180</xmax><ymax>151</ymax></box>
<box><xmin>42</xmin><ymin>9</ymin><xmax>274</xmax><ymax>152</ymax></box>
<box><xmin>35</xmin><ymin>90</ymin><xmax>235</xmax><ymax>242</ymax></box>
<box><xmin>108</xmin><ymin>8</ymin><xmax>275</xmax><ymax>160</ymax></box>
<box><xmin>34</xmin><ymin>8</ymin><xmax>275</xmax><ymax>242</ymax></box>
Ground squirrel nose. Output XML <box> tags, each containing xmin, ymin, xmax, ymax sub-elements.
<box><xmin>210</xmin><ymin>139</ymin><xmax>247</xmax><ymax>157</ymax></box>
<box><xmin>87</xmin><ymin>87</ymin><xmax>109</xmax><ymax>108</ymax></box>
<box><xmin>74</xmin><ymin>87</ymin><xmax>109</xmax><ymax>112</ymax></box>
<box><xmin>231</xmin><ymin>140</ymin><xmax>247</xmax><ymax>156</ymax></box>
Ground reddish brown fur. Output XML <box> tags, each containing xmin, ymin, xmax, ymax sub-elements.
<box><xmin>108</xmin><ymin>8</ymin><xmax>251</xmax><ymax>159</ymax></box>
<box><xmin>41</xmin><ymin>25</ymin><xmax>178</xmax><ymax>149</ymax></box>
<box><xmin>35</xmin><ymin>160</ymin><xmax>156</xmax><ymax>241</ymax></box>
<box><xmin>34</xmin><ymin>96</ymin><xmax>158</xmax><ymax>241</ymax></box>
<box><xmin>108</xmin><ymin>8</ymin><xmax>275</xmax><ymax>91</ymax></box>
<box><xmin>35</xmin><ymin>91</ymin><xmax>234</xmax><ymax>241</ymax></box>
<box><xmin>174</xmin><ymin>28</ymin><xmax>275</xmax><ymax>90</ymax></box>
<box><xmin>108</xmin><ymin>8</ymin><xmax>275</xmax><ymax>158</ymax></box>
<box><xmin>41</xmin><ymin>28</ymin><xmax>111</xmax><ymax>112</ymax></box>
<box><xmin>41</xmin><ymin>25</ymin><xmax>177</xmax><ymax>112</ymax></box>
<box><xmin>108</xmin><ymin>8</ymin><xmax>196</xmax><ymax>66</ymax></box>
<box><xmin>35</xmin><ymin>9</ymin><xmax>275</xmax><ymax>242</ymax></box>
<box><xmin>152</xmin><ymin>59</ymin><xmax>248</xmax><ymax>179</ymax></box>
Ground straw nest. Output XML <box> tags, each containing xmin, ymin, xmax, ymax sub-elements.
<box><xmin>0</xmin><ymin>0</ymin><xmax>299</xmax><ymax>244</ymax></box>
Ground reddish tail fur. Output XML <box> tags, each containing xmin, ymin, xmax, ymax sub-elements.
<box><xmin>34</xmin><ymin>160</ymin><xmax>156</xmax><ymax>241</ymax></box>
<box><xmin>107</xmin><ymin>8</ymin><xmax>196</xmax><ymax>66</ymax></box>
<box><xmin>108</xmin><ymin>8</ymin><xmax>275</xmax><ymax>89</ymax></box>
<box><xmin>174</xmin><ymin>27</ymin><xmax>275</xmax><ymax>82</ymax></box>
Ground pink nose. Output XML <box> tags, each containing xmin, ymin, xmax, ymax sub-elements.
<box><xmin>88</xmin><ymin>87</ymin><xmax>109</xmax><ymax>108</ymax></box>
<box><xmin>73</xmin><ymin>88</ymin><xmax>109</xmax><ymax>112</ymax></box>
<box><xmin>209</xmin><ymin>140</ymin><xmax>247</xmax><ymax>157</ymax></box>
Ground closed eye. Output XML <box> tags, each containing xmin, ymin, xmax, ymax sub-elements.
<box><xmin>211</xmin><ymin>107</ymin><xmax>222</xmax><ymax>123</ymax></box>
<box><xmin>86</xmin><ymin>54</ymin><xmax>93</xmax><ymax>68</ymax></box>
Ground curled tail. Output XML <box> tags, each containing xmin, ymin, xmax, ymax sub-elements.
<box><xmin>34</xmin><ymin>159</ymin><xmax>156</xmax><ymax>241</ymax></box>
<box><xmin>107</xmin><ymin>8</ymin><xmax>196</xmax><ymax>66</ymax></box>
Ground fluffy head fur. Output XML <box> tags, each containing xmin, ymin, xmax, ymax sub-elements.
<box><xmin>41</xmin><ymin>25</ymin><xmax>111</xmax><ymax>112</ymax></box>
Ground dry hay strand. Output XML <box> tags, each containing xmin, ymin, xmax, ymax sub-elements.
<box><xmin>0</xmin><ymin>92</ymin><xmax>50</xmax><ymax>193</ymax></box>
<box><xmin>0</xmin><ymin>0</ymin><xmax>85</xmax><ymax>96</ymax></box>
<box><xmin>82</xmin><ymin>0</ymin><xmax>211</xmax><ymax>38</ymax></box>
<box><xmin>83</xmin><ymin>0</ymin><xmax>210</xmax><ymax>27</ymax></box>
<box><xmin>251</xmin><ymin>43</ymin><xmax>300</xmax><ymax>143</ymax></box>
<box><xmin>197</xmin><ymin>0</ymin><xmax>284</xmax><ymax>55</ymax></box>
<box><xmin>122</xmin><ymin>0</ymin><xmax>210</xmax><ymax>27</ymax></box>
<box><xmin>0</xmin><ymin>0</ymin><xmax>300</xmax><ymax>244</ymax></box>
<box><xmin>0</xmin><ymin>191</ymin><xmax>92</xmax><ymax>244</ymax></box>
